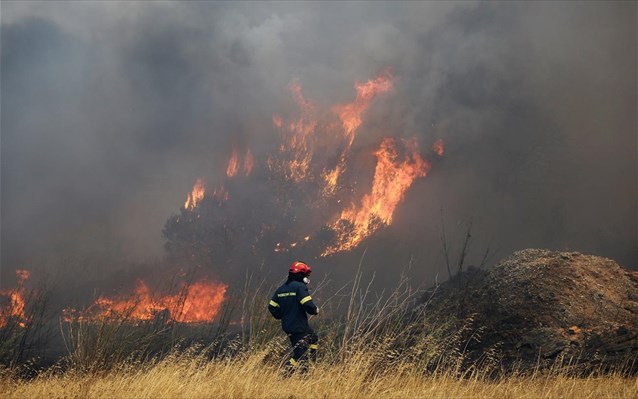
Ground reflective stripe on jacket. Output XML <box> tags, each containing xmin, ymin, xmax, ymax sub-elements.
<box><xmin>268</xmin><ymin>279</ymin><xmax>318</xmax><ymax>333</ymax></box>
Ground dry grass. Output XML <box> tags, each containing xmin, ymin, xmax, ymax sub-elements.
<box><xmin>1</xmin><ymin>265</ymin><xmax>636</xmax><ymax>398</ymax></box>
<box><xmin>1</xmin><ymin>348</ymin><xmax>636</xmax><ymax>399</ymax></box>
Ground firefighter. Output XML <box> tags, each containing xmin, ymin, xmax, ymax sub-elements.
<box><xmin>268</xmin><ymin>261</ymin><xmax>319</xmax><ymax>375</ymax></box>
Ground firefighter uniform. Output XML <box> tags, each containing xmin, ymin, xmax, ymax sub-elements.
<box><xmin>268</xmin><ymin>278</ymin><xmax>319</xmax><ymax>372</ymax></box>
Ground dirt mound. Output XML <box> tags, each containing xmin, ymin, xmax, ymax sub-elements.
<box><xmin>421</xmin><ymin>249</ymin><xmax>638</xmax><ymax>373</ymax></box>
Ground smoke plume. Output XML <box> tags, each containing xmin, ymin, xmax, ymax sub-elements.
<box><xmin>1</xmin><ymin>2</ymin><xmax>635</xmax><ymax>300</ymax></box>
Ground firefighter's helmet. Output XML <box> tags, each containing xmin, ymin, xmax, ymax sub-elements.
<box><xmin>289</xmin><ymin>261</ymin><xmax>312</xmax><ymax>276</ymax></box>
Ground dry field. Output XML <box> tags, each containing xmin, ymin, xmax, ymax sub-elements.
<box><xmin>1</xmin><ymin>349</ymin><xmax>637</xmax><ymax>399</ymax></box>
<box><xmin>2</xmin><ymin>255</ymin><xmax>636</xmax><ymax>399</ymax></box>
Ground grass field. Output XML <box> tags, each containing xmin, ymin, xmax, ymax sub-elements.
<box><xmin>1</xmin><ymin>270</ymin><xmax>636</xmax><ymax>398</ymax></box>
<box><xmin>2</xmin><ymin>348</ymin><xmax>637</xmax><ymax>399</ymax></box>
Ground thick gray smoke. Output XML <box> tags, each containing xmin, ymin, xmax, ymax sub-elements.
<box><xmin>1</xmin><ymin>2</ymin><xmax>636</xmax><ymax>294</ymax></box>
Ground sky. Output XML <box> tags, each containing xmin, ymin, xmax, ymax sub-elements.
<box><xmin>1</xmin><ymin>1</ymin><xmax>636</xmax><ymax>292</ymax></box>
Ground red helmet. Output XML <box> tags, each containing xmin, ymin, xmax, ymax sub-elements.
<box><xmin>289</xmin><ymin>261</ymin><xmax>312</xmax><ymax>275</ymax></box>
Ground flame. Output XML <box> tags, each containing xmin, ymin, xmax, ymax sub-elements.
<box><xmin>227</xmin><ymin>148</ymin><xmax>239</xmax><ymax>177</ymax></box>
<box><xmin>270</xmin><ymin>72</ymin><xmax>394</xmax><ymax>194</ymax></box>
<box><xmin>0</xmin><ymin>269</ymin><xmax>30</xmax><ymax>328</ymax></box>
<box><xmin>271</xmin><ymin>80</ymin><xmax>318</xmax><ymax>182</ymax></box>
<box><xmin>173</xmin><ymin>281</ymin><xmax>227</xmax><ymax>323</ymax></box>
<box><xmin>432</xmin><ymin>139</ymin><xmax>445</xmax><ymax>156</ymax></box>
<box><xmin>323</xmin><ymin>137</ymin><xmax>430</xmax><ymax>256</ymax></box>
<box><xmin>66</xmin><ymin>279</ymin><xmax>227</xmax><ymax>324</ymax></box>
<box><xmin>244</xmin><ymin>148</ymin><xmax>254</xmax><ymax>176</ymax></box>
<box><xmin>177</xmin><ymin>71</ymin><xmax>440</xmax><ymax>260</ymax></box>
<box><xmin>334</xmin><ymin>70</ymin><xmax>393</xmax><ymax>145</ymax></box>
<box><xmin>321</xmin><ymin>167</ymin><xmax>342</xmax><ymax>197</ymax></box>
<box><xmin>185</xmin><ymin>178</ymin><xmax>205</xmax><ymax>209</ymax></box>
<box><xmin>324</xmin><ymin>71</ymin><xmax>394</xmax><ymax>194</ymax></box>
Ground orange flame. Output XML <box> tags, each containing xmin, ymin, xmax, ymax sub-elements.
<box><xmin>244</xmin><ymin>148</ymin><xmax>254</xmax><ymax>176</ymax></box>
<box><xmin>432</xmin><ymin>139</ymin><xmax>445</xmax><ymax>156</ymax></box>
<box><xmin>324</xmin><ymin>71</ymin><xmax>394</xmax><ymax>194</ymax></box>
<box><xmin>334</xmin><ymin>70</ymin><xmax>393</xmax><ymax>145</ymax></box>
<box><xmin>227</xmin><ymin>148</ymin><xmax>239</xmax><ymax>177</ymax></box>
<box><xmin>271</xmin><ymin>81</ymin><xmax>317</xmax><ymax>182</ymax></box>
<box><xmin>184</xmin><ymin>181</ymin><xmax>227</xmax><ymax>209</ymax></box>
<box><xmin>178</xmin><ymin>71</ymin><xmax>439</xmax><ymax>258</ymax></box>
<box><xmin>323</xmin><ymin>138</ymin><xmax>430</xmax><ymax>256</ymax></box>
<box><xmin>185</xmin><ymin>178</ymin><xmax>205</xmax><ymax>209</ymax></box>
<box><xmin>0</xmin><ymin>269</ymin><xmax>30</xmax><ymax>328</ymax></box>
<box><xmin>65</xmin><ymin>279</ymin><xmax>227</xmax><ymax>324</ymax></box>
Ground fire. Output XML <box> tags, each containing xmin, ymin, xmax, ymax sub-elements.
<box><xmin>271</xmin><ymin>80</ymin><xmax>318</xmax><ymax>182</ymax></box>
<box><xmin>334</xmin><ymin>70</ymin><xmax>393</xmax><ymax>146</ymax></box>
<box><xmin>269</xmin><ymin>72</ymin><xmax>395</xmax><ymax>194</ymax></box>
<box><xmin>0</xmin><ymin>269</ymin><xmax>30</xmax><ymax>328</ymax></box>
<box><xmin>176</xmin><ymin>70</ymin><xmax>443</xmax><ymax>260</ymax></box>
<box><xmin>324</xmin><ymin>70</ymin><xmax>394</xmax><ymax>195</ymax></box>
<box><xmin>227</xmin><ymin>148</ymin><xmax>239</xmax><ymax>177</ymax></box>
<box><xmin>174</xmin><ymin>281</ymin><xmax>226</xmax><ymax>323</ymax></box>
<box><xmin>323</xmin><ymin>138</ymin><xmax>430</xmax><ymax>256</ymax></box>
<box><xmin>244</xmin><ymin>148</ymin><xmax>254</xmax><ymax>176</ymax></box>
<box><xmin>432</xmin><ymin>138</ymin><xmax>445</xmax><ymax>156</ymax></box>
<box><xmin>185</xmin><ymin>178</ymin><xmax>205</xmax><ymax>209</ymax></box>
<box><xmin>66</xmin><ymin>279</ymin><xmax>227</xmax><ymax>324</ymax></box>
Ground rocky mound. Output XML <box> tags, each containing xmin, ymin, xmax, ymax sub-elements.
<box><xmin>420</xmin><ymin>249</ymin><xmax>638</xmax><ymax>373</ymax></box>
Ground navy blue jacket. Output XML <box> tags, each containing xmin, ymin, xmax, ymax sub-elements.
<box><xmin>268</xmin><ymin>279</ymin><xmax>318</xmax><ymax>333</ymax></box>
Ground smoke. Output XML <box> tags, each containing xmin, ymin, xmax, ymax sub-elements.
<box><xmin>1</xmin><ymin>1</ymin><xmax>636</xmax><ymax>295</ymax></box>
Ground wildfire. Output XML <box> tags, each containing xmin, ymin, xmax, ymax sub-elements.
<box><xmin>0</xmin><ymin>269</ymin><xmax>30</xmax><ymax>328</ymax></box>
<box><xmin>65</xmin><ymin>279</ymin><xmax>227</xmax><ymax>324</ymax></box>
<box><xmin>185</xmin><ymin>178</ymin><xmax>205</xmax><ymax>209</ymax></box>
<box><xmin>53</xmin><ymin>71</ymin><xmax>445</xmax><ymax>328</ymax></box>
<box><xmin>432</xmin><ymin>138</ymin><xmax>445</xmax><ymax>156</ymax></box>
<box><xmin>321</xmin><ymin>71</ymin><xmax>394</xmax><ymax>195</ymax></box>
<box><xmin>334</xmin><ymin>70</ymin><xmax>393</xmax><ymax>146</ymax></box>
<box><xmin>271</xmin><ymin>80</ymin><xmax>318</xmax><ymax>182</ymax></box>
<box><xmin>177</xmin><ymin>70</ymin><xmax>443</xmax><ymax>259</ymax></box>
<box><xmin>244</xmin><ymin>148</ymin><xmax>254</xmax><ymax>176</ymax></box>
<box><xmin>323</xmin><ymin>138</ymin><xmax>430</xmax><ymax>256</ymax></box>
<box><xmin>227</xmin><ymin>148</ymin><xmax>239</xmax><ymax>177</ymax></box>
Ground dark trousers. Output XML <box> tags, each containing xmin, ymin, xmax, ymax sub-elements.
<box><xmin>286</xmin><ymin>330</ymin><xmax>318</xmax><ymax>370</ymax></box>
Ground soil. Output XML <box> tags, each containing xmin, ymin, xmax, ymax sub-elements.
<box><xmin>419</xmin><ymin>249</ymin><xmax>638</xmax><ymax>373</ymax></box>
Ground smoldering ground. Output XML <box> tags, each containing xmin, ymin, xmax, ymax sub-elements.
<box><xmin>1</xmin><ymin>1</ymin><xmax>635</xmax><ymax>305</ymax></box>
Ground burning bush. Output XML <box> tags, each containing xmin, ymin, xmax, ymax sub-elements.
<box><xmin>63</xmin><ymin>279</ymin><xmax>227</xmax><ymax>325</ymax></box>
<box><xmin>163</xmin><ymin>72</ymin><xmax>443</xmax><ymax>280</ymax></box>
<box><xmin>0</xmin><ymin>270</ymin><xmax>50</xmax><ymax>369</ymax></box>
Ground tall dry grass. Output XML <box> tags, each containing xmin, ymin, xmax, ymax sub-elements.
<box><xmin>1</xmin><ymin>263</ymin><xmax>636</xmax><ymax>398</ymax></box>
<box><xmin>1</xmin><ymin>347</ymin><xmax>637</xmax><ymax>399</ymax></box>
